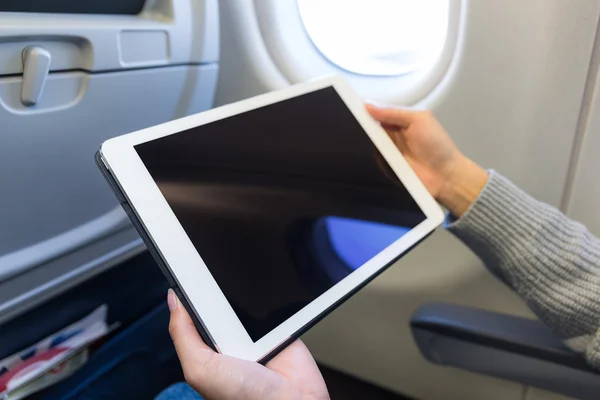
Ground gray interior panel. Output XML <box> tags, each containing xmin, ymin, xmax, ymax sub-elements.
<box><xmin>0</xmin><ymin>64</ymin><xmax>219</xmax><ymax>281</ymax></box>
<box><xmin>0</xmin><ymin>229</ymin><xmax>143</xmax><ymax>325</ymax></box>
<box><xmin>0</xmin><ymin>0</ymin><xmax>218</xmax><ymax>75</ymax></box>
<box><xmin>0</xmin><ymin>0</ymin><xmax>220</xmax><ymax>323</ymax></box>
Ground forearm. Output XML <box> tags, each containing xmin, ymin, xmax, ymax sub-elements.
<box><xmin>446</xmin><ymin>171</ymin><xmax>600</xmax><ymax>366</ymax></box>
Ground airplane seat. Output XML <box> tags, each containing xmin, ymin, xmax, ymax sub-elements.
<box><xmin>0</xmin><ymin>252</ymin><xmax>183</xmax><ymax>399</ymax></box>
<box><xmin>411</xmin><ymin>303</ymin><xmax>600</xmax><ymax>400</ymax></box>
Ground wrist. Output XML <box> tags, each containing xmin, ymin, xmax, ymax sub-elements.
<box><xmin>437</xmin><ymin>156</ymin><xmax>488</xmax><ymax>218</ymax></box>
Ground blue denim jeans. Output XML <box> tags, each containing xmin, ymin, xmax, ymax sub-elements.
<box><xmin>155</xmin><ymin>383</ymin><xmax>203</xmax><ymax>400</ymax></box>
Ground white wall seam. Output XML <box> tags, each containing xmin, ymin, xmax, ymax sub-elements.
<box><xmin>560</xmin><ymin>12</ymin><xmax>600</xmax><ymax>213</ymax></box>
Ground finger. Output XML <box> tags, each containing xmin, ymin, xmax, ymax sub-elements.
<box><xmin>365</xmin><ymin>103</ymin><xmax>417</xmax><ymax>127</ymax></box>
<box><xmin>267</xmin><ymin>340</ymin><xmax>319</xmax><ymax>377</ymax></box>
<box><xmin>380</xmin><ymin>122</ymin><xmax>400</xmax><ymax>132</ymax></box>
<box><xmin>168</xmin><ymin>290</ymin><xmax>271</xmax><ymax>399</ymax></box>
<box><xmin>379</xmin><ymin>121</ymin><xmax>408</xmax><ymax>153</ymax></box>
<box><xmin>266</xmin><ymin>340</ymin><xmax>327</xmax><ymax>394</ymax></box>
<box><xmin>167</xmin><ymin>290</ymin><xmax>215</xmax><ymax>372</ymax></box>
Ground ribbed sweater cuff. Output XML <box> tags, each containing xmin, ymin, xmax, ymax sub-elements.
<box><xmin>445</xmin><ymin>170</ymin><xmax>538</xmax><ymax>286</ymax></box>
<box><xmin>447</xmin><ymin>171</ymin><xmax>600</xmax><ymax>340</ymax></box>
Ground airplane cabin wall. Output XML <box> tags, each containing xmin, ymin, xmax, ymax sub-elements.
<box><xmin>216</xmin><ymin>1</ymin><xmax>600</xmax><ymax>399</ymax></box>
<box><xmin>565</xmin><ymin>43</ymin><xmax>600</xmax><ymax>236</ymax></box>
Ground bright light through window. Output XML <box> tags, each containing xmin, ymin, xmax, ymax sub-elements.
<box><xmin>297</xmin><ymin>0</ymin><xmax>450</xmax><ymax>76</ymax></box>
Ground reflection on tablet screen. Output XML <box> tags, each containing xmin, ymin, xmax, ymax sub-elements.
<box><xmin>135</xmin><ymin>87</ymin><xmax>426</xmax><ymax>341</ymax></box>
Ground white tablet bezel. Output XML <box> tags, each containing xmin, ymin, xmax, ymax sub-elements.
<box><xmin>100</xmin><ymin>75</ymin><xmax>445</xmax><ymax>362</ymax></box>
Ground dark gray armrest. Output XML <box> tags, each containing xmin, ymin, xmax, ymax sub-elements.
<box><xmin>411</xmin><ymin>303</ymin><xmax>600</xmax><ymax>400</ymax></box>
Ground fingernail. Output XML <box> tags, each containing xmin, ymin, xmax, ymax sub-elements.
<box><xmin>167</xmin><ymin>288</ymin><xmax>179</xmax><ymax>311</ymax></box>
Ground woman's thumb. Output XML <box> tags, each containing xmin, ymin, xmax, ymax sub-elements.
<box><xmin>365</xmin><ymin>103</ymin><xmax>416</xmax><ymax>127</ymax></box>
<box><xmin>167</xmin><ymin>289</ymin><xmax>214</xmax><ymax>367</ymax></box>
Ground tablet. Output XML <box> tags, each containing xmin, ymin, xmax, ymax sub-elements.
<box><xmin>97</xmin><ymin>75</ymin><xmax>444</xmax><ymax>363</ymax></box>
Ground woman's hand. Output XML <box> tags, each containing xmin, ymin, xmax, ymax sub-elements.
<box><xmin>167</xmin><ymin>289</ymin><xmax>330</xmax><ymax>400</ymax></box>
<box><xmin>366</xmin><ymin>104</ymin><xmax>488</xmax><ymax>217</ymax></box>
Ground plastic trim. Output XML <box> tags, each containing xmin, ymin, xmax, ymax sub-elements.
<box><xmin>0</xmin><ymin>207</ymin><xmax>131</xmax><ymax>282</ymax></box>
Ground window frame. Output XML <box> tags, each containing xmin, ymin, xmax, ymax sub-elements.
<box><xmin>253</xmin><ymin>0</ymin><xmax>464</xmax><ymax>105</ymax></box>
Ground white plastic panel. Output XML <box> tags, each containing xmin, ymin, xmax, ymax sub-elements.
<box><xmin>119</xmin><ymin>30</ymin><xmax>169</xmax><ymax>65</ymax></box>
<box><xmin>0</xmin><ymin>64</ymin><xmax>219</xmax><ymax>279</ymax></box>
<box><xmin>216</xmin><ymin>0</ymin><xmax>600</xmax><ymax>399</ymax></box>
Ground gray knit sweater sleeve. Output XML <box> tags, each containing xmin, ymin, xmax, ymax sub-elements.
<box><xmin>447</xmin><ymin>171</ymin><xmax>600</xmax><ymax>368</ymax></box>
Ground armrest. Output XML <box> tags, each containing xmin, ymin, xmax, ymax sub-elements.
<box><xmin>411</xmin><ymin>303</ymin><xmax>600</xmax><ymax>400</ymax></box>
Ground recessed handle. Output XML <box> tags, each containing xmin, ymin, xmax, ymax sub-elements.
<box><xmin>21</xmin><ymin>46</ymin><xmax>51</xmax><ymax>106</ymax></box>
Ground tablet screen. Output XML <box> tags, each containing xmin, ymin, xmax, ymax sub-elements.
<box><xmin>135</xmin><ymin>86</ymin><xmax>426</xmax><ymax>341</ymax></box>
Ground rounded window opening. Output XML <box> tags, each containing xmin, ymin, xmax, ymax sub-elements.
<box><xmin>324</xmin><ymin>216</ymin><xmax>412</xmax><ymax>270</ymax></box>
<box><xmin>297</xmin><ymin>0</ymin><xmax>450</xmax><ymax>76</ymax></box>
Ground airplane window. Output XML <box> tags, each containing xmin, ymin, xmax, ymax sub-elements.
<box><xmin>291</xmin><ymin>216</ymin><xmax>416</xmax><ymax>295</ymax></box>
<box><xmin>324</xmin><ymin>217</ymin><xmax>411</xmax><ymax>270</ymax></box>
<box><xmin>297</xmin><ymin>0</ymin><xmax>450</xmax><ymax>76</ymax></box>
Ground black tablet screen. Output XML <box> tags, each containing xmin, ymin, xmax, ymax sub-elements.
<box><xmin>135</xmin><ymin>86</ymin><xmax>426</xmax><ymax>341</ymax></box>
